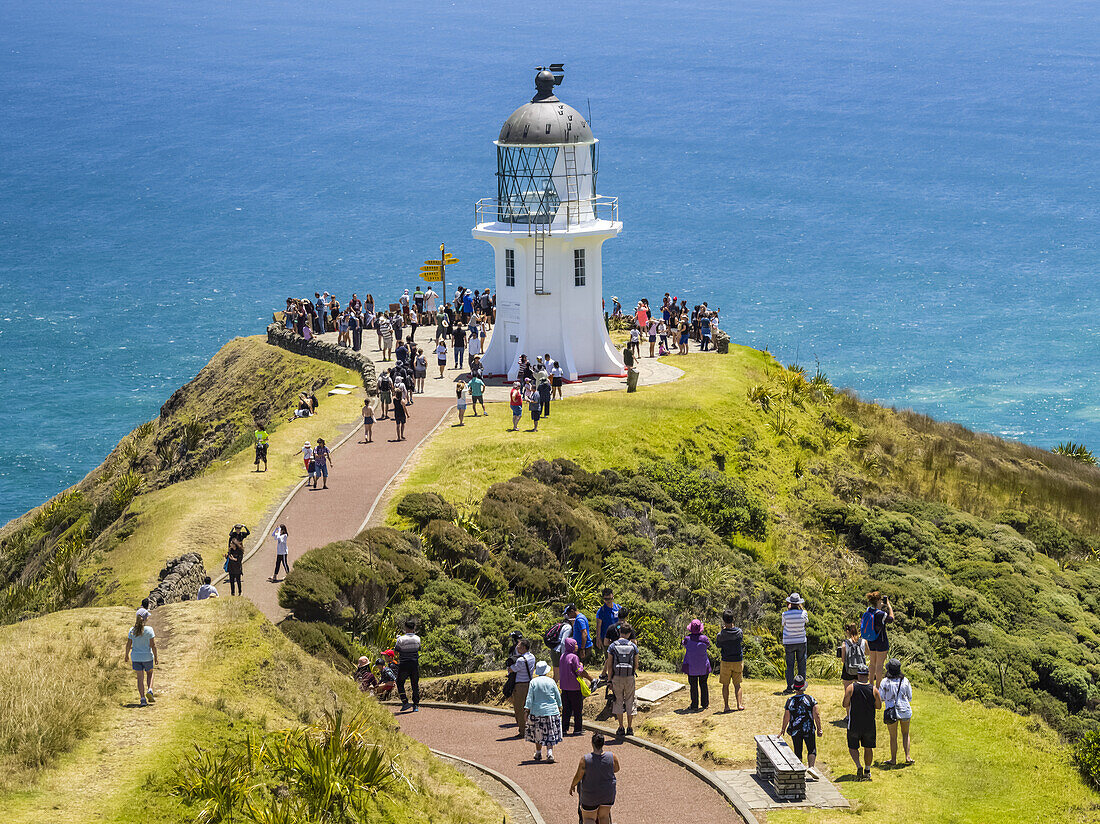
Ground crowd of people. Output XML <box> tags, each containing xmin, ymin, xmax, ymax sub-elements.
<box><xmin>613</xmin><ymin>293</ymin><xmax>722</xmax><ymax>356</ymax></box>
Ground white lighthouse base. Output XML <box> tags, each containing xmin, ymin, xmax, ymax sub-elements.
<box><xmin>474</xmin><ymin>221</ymin><xmax>624</xmax><ymax>382</ymax></box>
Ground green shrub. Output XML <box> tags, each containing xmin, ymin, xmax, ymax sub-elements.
<box><xmin>279</xmin><ymin>569</ymin><xmax>344</xmax><ymax>623</ymax></box>
<box><xmin>1074</xmin><ymin>729</ymin><xmax>1100</xmax><ymax>790</ymax></box>
<box><xmin>640</xmin><ymin>460</ymin><xmax>767</xmax><ymax>540</ymax></box>
<box><xmin>396</xmin><ymin>492</ymin><xmax>458</xmax><ymax>527</ymax></box>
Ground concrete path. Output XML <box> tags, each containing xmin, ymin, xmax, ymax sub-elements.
<box><xmin>238</xmin><ymin>395</ymin><xmax>454</xmax><ymax>621</ymax></box>
<box><xmin>393</xmin><ymin>705</ymin><xmax>741</xmax><ymax>824</ymax></box>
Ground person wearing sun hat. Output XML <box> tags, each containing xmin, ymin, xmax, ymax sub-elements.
<box><xmin>524</xmin><ymin>660</ymin><xmax>563</xmax><ymax>762</ymax></box>
<box><xmin>781</xmin><ymin>593</ymin><xmax>809</xmax><ymax>694</ymax></box>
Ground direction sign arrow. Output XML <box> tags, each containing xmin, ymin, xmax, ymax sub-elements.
<box><xmin>423</xmin><ymin>259</ymin><xmax>443</xmax><ymax>265</ymax></box>
<box><xmin>443</xmin><ymin>256</ymin><xmax>459</xmax><ymax>264</ymax></box>
<box><xmin>420</xmin><ymin>272</ymin><xmax>444</xmax><ymax>282</ymax></box>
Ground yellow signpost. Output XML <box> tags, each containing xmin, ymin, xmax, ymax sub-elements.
<box><xmin>420</xmin><ymin>243</ymin><xmax>460</xmax><ymax>301</ymax></box>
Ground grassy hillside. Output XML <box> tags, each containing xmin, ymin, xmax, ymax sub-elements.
<box><xmin>0</xmin><ymin>599</ymin><xmax>501</xmax><ymax>824</ymax></box>
<box><xmin>0</xmin><ymin>336</ymin><xmax>365</xmax><ymax>620</ymax></box>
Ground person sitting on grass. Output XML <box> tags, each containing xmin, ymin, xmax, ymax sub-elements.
<box><xmin>780</xmin><ymin>674</ymin><xmax>823</xmax><ymax>768</ymax></box>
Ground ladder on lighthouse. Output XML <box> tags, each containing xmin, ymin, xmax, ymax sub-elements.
<box><xmin>563</xmin><ymin>145</ymin><xmax>580</xmax><ymax>227</ymax></box>
<box><xmin>533</xmin><ymin>223</ymin><xmax>548</xmax><ymax>294</ymax></box>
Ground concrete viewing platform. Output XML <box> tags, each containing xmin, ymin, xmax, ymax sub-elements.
<box><xmin>315</xmin><ymin>326</ymin><xmax>687</xmax><ymax>402</ymax></box>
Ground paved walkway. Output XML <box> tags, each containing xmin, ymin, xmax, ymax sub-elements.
<box><xmin>237</xmin><ymin>395</ymin><xmax>453</xmax><ymax>621</ymax></box>
<box><xmin>393</xmin><ymin>706</ymin><xmax>741</xmax><ymax>824</ymax></box>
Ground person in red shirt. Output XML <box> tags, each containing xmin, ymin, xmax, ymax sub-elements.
<box><xmin>510</xmin><ymin>382</ymin><xmax>523</xmax><ymax>431</ymax></box>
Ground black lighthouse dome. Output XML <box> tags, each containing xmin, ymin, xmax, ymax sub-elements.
<box><xmin>497</xmin><ymin>68</ymin><xmax>594</xmax><ymax>146</ymax></box>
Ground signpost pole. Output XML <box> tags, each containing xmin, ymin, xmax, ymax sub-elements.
<box><xmin>440</xmin><ymin>242</ymin><xmax>447</xmax><ymax>305</ymax></box>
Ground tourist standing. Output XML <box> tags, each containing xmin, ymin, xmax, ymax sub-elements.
<box><xmin>559</xmin><ymin>637</ymin><xmax>595</xmax><ymax>735</ymax></box>
<box><xmin>414</xmin><ymin>349</ymin><xmax>427</xmax><ymax>393</ymax></box>
<box><xmin>525</xmin><ymin>661</ymin><xmax>563</xmax><ymax>762</ymax></box>
<box><xmin>253</xmin><ymin>426</ymin><xmax>269</xmax><ymax>472</ymax></box>
<box><xmin>880</xmin><ymin>658</ymin><xmax>914</xmax><ymax>765</ymax></box>
<box><xmin>269</xmin><ymin>524</ymin><xmax>289</xmax><ymax>582</ymax></box>
<box><xmin>392</xmin><ymin>387</ymin><xmax>409</xmax><ymax>441</ymax></box>
<box><xmin>468</xmin><ymin>374</ymin><xmax>486</xmax><ymax>416</ymax></box>
<box><xmin>782</xmin><ymin>593</ymin><xmax>809</xmax><ymax>694</ymax></box>
<box><xmin>570</xmin><ymin>732</ymin><xmax>619</xmax><ymax>824</ymax></box>
<box><xmin>780</xmin><ymin>675</ymin><xmax>823</xmax><ymax>767</ymax></box>
<box><xmin>456</xmin><ymin>381</ymin><xmax>468</xmax><ymax>425</ymax></box>
<box><xmin>379</xmin><ymin>314</ymin><xmax>394</xmax><ymax>361</ymax></box>
<box><xmin>551</xmin><ymin>608</ymin><xmax>573</xmax><ymax>682</ymax></box>
<box><xmin>312</xmin><ymin>437</ymin><xmax>333</xmax><ymax>490</ymax></box>
<box><xmin>717</xmin><ymin>610</ymin><xmax>745</xmax><ymax>712</ymax></box>
<box><xmin>361</xmin><ymin>398</ymin><xmax>375</xmax><ymax>444</ymax></box>
<box><xmin>452</xmin><ymin>324</ymin><xmax>466</xmax><ymax>369</ymax></box>
<box><xmin>839</xmin><ymin>621</ymin><xmax>868</xmax><ymax>713</ymax></box>
<box><xmin>424</xmin><ymin>286</ymin><xmax>438</xmax><ymax>322</ymax></box>
<box><xmin>435</xmin><ymin>339</ymin><xmax>448</xmax><ymax>378</ymax></box>
<box><xmin>606</xmin><ymin>622</ymin><xmax>638</xmax><ymax>736</ymax></box>
<box><xmin>395</xmin><ymin>619</ymin><xmax>421</xmax><ymax>712</ymax></box>
<box><xmin>862</xmin><ymin>591</ymin><xmax>895</xmax><ymax>683</ymax></box>
<box><xmin>594</xmin><ymin>589</ymin><xmax>620</xmax><ymax>652</ymax></box>
<box><xmin>568</xmin><ymin>603</ymin><xmax>593</xmax><ymax>661</ymax></box>
<box><xmin>700</xmin><ymin>312</ymin><xmax>712</xmax><ymax>351</ymax></box>
<box><xmin>682</xmin><ymin>618</ymin><xmax>712</xmax><ymax>711</ymax></box>
<box><xmin>225</xmin><ymin>532</ymin><xmax>245</xmax><ymax>596</ymax></box>
<box><xmin>843</xmin><ymin>663</ymin><xmax>882</xmax><ymax>780</ymax></box>
<box><xmin>526</xmin><ymin>382</ymin><xmax>542</xmax><ymax>431</ymax></box>
<box><xmin>508</xmin><ymin>639</ymin><xmax>536</xmax><ymax>737</ymax></box>
<box><xmin>509</xmin><ymin>382</ymin><xmax>523</xmax><ymax>431</ymax></box>
<box><xmin>377</xmin><ymin>371</ymin><xmax>392</xmax><ymax>420</ymax></box>
<box><xmin>550</xmin><ymin>361</ymin><xmax>564</xmax><ymax>400</ymax></box>
<box><xmin>537</xmin><ymin>373</ymin><xmax>552</xmax><ymax>419</ymax></box>
<box><xmin>124</xmin><ymin>608</ymin><xmax>159</xmax><ymax>707</ymax></box>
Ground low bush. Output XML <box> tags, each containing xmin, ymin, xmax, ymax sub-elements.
<box><xmin>396</xmin><ymin>492</ymin><xmax>458</xmax><ymax>528</ymax></box>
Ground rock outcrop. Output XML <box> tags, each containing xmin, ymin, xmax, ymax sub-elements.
<box><xmin>147</xmin><ymin>552</ymin><xmax>206</xmax><ymax>607</ymax></box>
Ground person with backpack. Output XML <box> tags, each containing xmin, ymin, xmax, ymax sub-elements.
<box><xmin>862</xmin><ymin>591</ymin><xmax>895</xmax><ymax>682</ymax></box>
<box><xmin>507</xmin><ymin>639</ymin><xmax>536</xmax><ymax>737</ymax></box>
<box><xmin>605</xmin><ymin>623</ymin><xmax>638</xmax><ymax>737</ymax></box>
<box><xmin>781</xmin><ymin>593</ymin><xmax>809</xmax><ymax>694</ymax></box>
<box><xmin>838</xmin><ymin>621</ymin><xmax>868</xmax><ymax>718</ymax></box>
<box><xmin>880</xmin><ymin>658</ymin><xmax>915</xmax><ymax>765</ymax></box>
<box><xmin>843</xmin><ymin>663</ymin><xmax>882</xmax><ymax>780</ymax></box>
<box><xmin>377</xmin><ymin>371</ymin><xmax>392</xmax><ymax>420</ymax></box>
<box><xmin>546</xmin><ymin>610</ymin><xmax>573</xmax><ymax>682</ymax></box>
<box><xmin>717</xmin><ymin>610</ymin><xmax>745</xmax><ymax>712</ymax></box>
<box><xmin>780</xmin><ymin>674</ymin><xmax>823</xmax><ymax>767</ymax></box>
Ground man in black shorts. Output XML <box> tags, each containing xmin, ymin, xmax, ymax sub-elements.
<box><xmin>843</xmin><ymin>663</ymin><xmax>882</xmax><ymax>780</ymax></box>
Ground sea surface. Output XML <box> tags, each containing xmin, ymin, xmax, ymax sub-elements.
<box><xmin>2</xmin><ymin>0</ymin><xmax>1099</xmax><ymax>524</ymax></box>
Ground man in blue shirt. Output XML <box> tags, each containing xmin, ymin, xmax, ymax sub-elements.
<box><xmin>595</xmin><ymin>588</ymin><xmax>621</xmax><ymax>652</ymax></box>
<box><xmin>567</xmin><ymin>604</ymin><xmax>592</xmax><ymax>661</ymax></box>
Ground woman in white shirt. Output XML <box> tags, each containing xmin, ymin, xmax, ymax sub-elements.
<box><xmin>270</xmin><ymin>524</ymin><xmax>289</xmax><ymax>582</ymax></box>
<box><xmin>879</xmin><ymin>658</ymin><xmax>914</xmax><ymax>764</ymax></box>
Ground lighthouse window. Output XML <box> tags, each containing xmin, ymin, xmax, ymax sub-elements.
<box><xmin>574</xmin><ymin>249</ymin><xmax>586</xmax><ymax>286</ymax></box>
<box><xmin>505</xmin><ymin>249</ymin><xmax>515</xmax><ymax>287</ymax></box>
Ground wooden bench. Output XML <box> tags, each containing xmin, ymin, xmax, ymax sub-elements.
<box><xmin>754</xmin><ymin>734</ymin><xmax>807</xmax><ymax>800</ymax></box>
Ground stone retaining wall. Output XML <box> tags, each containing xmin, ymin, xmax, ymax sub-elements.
<box><xmin>147</xmin><ymin>552</ymin><xmax>206</xmax><ymax>607</ymax></box>
<box><xmin>266</xmin><ymin>323</ymin><xmax>377</xmax><ymax>393</ymax></box>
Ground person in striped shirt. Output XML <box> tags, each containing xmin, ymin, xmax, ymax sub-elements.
<box><xmin>782</xmin><ymin>593</ymin><xmax>809</xmax><ymax>694</ymax></box>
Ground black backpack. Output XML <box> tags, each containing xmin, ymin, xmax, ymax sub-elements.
<box><xmin>543</xmin><ymin>622</ymin><xmax>564</xmax><ymax>647</ymax></box>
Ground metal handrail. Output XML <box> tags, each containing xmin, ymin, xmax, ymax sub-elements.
<box><xmin>473</xmin><ymin>195</ymin><xmax>618</xmax><ymax>233</ymax></box>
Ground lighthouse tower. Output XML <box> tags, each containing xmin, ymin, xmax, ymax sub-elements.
<box><xmin>474</xmin><ymin>67</ymin><xmax>625</xmax><ymax>382</ymax></box>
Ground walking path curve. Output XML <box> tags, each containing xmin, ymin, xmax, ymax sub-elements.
<box><xmin>233</xmin><ymin>395</ymin><xmax>455</xmax><ymax>621</ymax></box>
<box><xmin>393</xmin><ymin>704</ymin><xmax>743</xmax><ymax>824</ymax></box>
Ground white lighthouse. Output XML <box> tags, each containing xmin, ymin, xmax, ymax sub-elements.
<box><xmin>474</xmin><ymin>67</ymin><xmax>625</xmax><ymax>382</ymax></box>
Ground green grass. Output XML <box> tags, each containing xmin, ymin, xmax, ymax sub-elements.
<box><xmin>0</xmin><ymin>599</ymin><xmax>502</xmax><ymax>824</ymax></box>
<box><xmin>391</xmin><ymin>347</ymin><xmax>780</xmax><ymax>516</ymax></box>
<box><xmin>84</xmin><ymin>342</ymin><xmax>366</xmax><ymax>606</ymax></box>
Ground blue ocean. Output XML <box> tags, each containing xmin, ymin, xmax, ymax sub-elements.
<box><xmin>2</xmin><ymin>0</ymin><xmax>1099</xmax><ymax>524</ymax></box>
